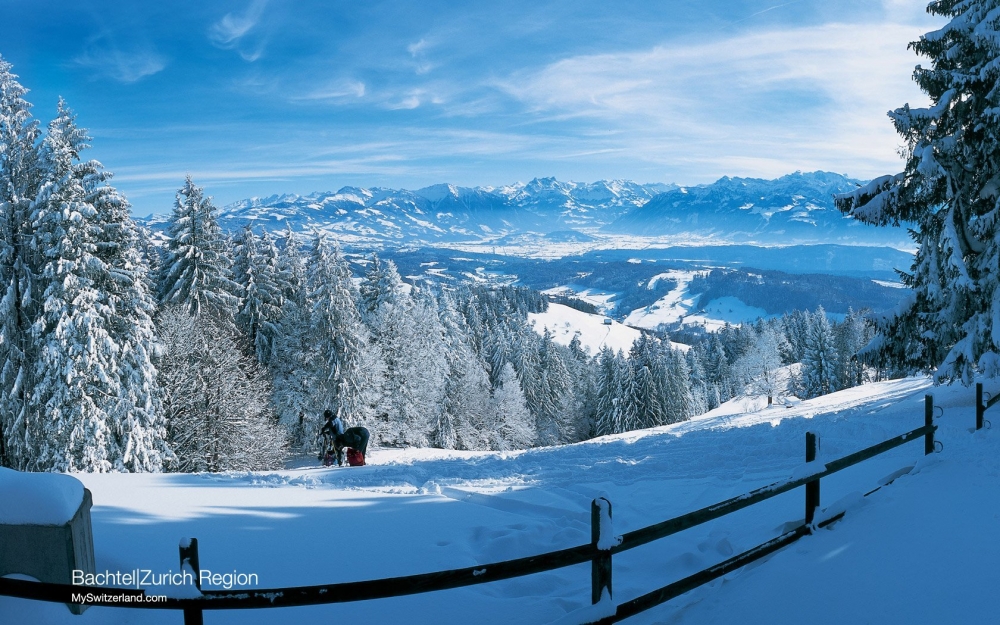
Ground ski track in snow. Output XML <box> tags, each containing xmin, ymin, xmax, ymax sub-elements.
<box><xmin>12</xmin><ymin>375</ymin><xmax>1000</xmax><ymax>625</ymax></box>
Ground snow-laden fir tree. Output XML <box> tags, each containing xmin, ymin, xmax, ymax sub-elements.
<box><xmin>532</xmin><ymin>328</ymin><xmax>573</xmax><ymax>446</ymax></box>
<box><xmin>834</xmin><ymin>0</ymin><xmax>1000</xmax><ymax>383</ymax></box>
<box><xmin>834</xmin><ymin>308</ymin><xmax>873</xmax><ymax>389</ymax></box>
<box><xmin>801</xmin><ymin>307</ymin><xmax>839</xmax><ymax>398</ymax></box>
<box><xmin>702</xmin><ymin>334</ymin><xmax>733</xmax><ymax>405</ymax></box>
<box><xmin>685</xmin><ymin>348</ymin><xmax>710</xmax><ymax>415</ymax></box>
<box><xmin>628</xmin><ymin>335</ymin><xmax>666</xmax><ymax>428</ymax></box>
<box><xmin>659</xmin><ymin>345</ymin><xmax>695</xmax><ymax>424</ymax></box>
<box><xmin>562</xmin><ymin>332</ymin><xmax>598</xmax><ymax>441</ymax></box>
<box><xmin>235</xmin><ymin>228</ymin><xmax>283</xmax><ymax>365</ymax></box>
<box><xmin>231</xmin><ymin>224</ymin><xmax>257</xmax><ymax>294</ymax></box>
<box><xmin>268</xmin><ymin>227</ymin><xmax>315</xmax><ymax>445</ymax></box>
<box><xmin>306</xmin><ymin>234</ymin><xmax>379</xmax><ymax>439</ymax></box>
<box><xmin>434</xmin><ymin>289</ymin><xmax>494</xmax><ymax>449</ymax></box>
<box><xmin>359</xmin><ymin>255</ymin><xmax>448</xmax><ymax>446</ymax></box>
<box><xmin>158</xmin><ymin>176</ymin><xmax>238</xmax><ymax>323</ymax></box>
<box><xmin>488</xmin><ymin>362</ymin><xmax>536</xmax><ymax>450</ymax></box>
<box><xmin>0</xmin><ymin>56</ymin><xmax>40</xmax><ymax>469</ymax></box>
<box><xmin>402</xmin><ymin>286</ymin><xmax>449</xmax><ymax>442</ymax></box>
<box><xmin>594</xmin><ymin>347</ymin><xmax>636</xmax><ymax>436</ymax></box>
<box><xmin>28</xmin><ymin>101</ymin><xmax>167</xmax><ymax>471</ymax></box>
<box><xmin>782</xmin><ymin>310</ymin><xmax>811</xmax><ymax>363</ymax></box>
<box><xmin>27</xmin><ymin>101</ymin><xmax>116</xmax><ymax>471</ymax></box>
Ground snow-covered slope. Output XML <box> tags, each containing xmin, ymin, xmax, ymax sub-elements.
<box><xmin>528</xmin><ymin>303</ymin><xmax>643</xmax><ymax>355</ymax></box>
<box><xmin>528</xmin><ymin>303</ymin><xmax>689</xmax><ymax>354</ymax></box>
<box><xmin>9</xmin><ymin>375</ymin><xmax>998</xmax><ymax>624</ymax></box>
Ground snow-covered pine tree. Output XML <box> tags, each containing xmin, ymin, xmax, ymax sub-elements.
<box><xmin>435</xmin><ymin>289</ymin><xmax>494</xmax><ymax>450</ymax></box>
<box><xmin>27</xmin><ymin>101</ymin><xmax>115</xmax><ymax>471</ymax></box>
<box><xmin>801</xmin><ymin>307</ymin><xmax>840</xmax><ymax>398</ymax></box>
<box><xmin>306</xmin><ymin>234</ymin><xmax>378</xmax><ymax>439</ymax></box>
<box><xmin>231</xmin><ymin>224</ymin><xmax>257</xmax><ymax>295</ymax></box>
<box><xmin>685</xmin><ymin>347</ymin><xmax>710</xmax><ymax>416</ymax></box>
<box><xmin>0</xmin><ymin>75</ymin><xmax>167</xmax><ymax>472</ymax></box>
<box><xmin>268</xmin><ymin>227</ymin><xmax>315</xmax><ymax>445</ymax></box>
<box><xmin>660</xmin><ymin>344</ymin><xmax>695</xmax><ymax>425</ymax></box>
<box><xmin>595</xmin><ymin>347</ymin><xmax>638</xmax><ymax>435</ymax></box>
<box><xmin>782</xmin><ymin>310</ymin><xmax>811</xmax><ymax>363</ymax></box>
<box><xmin>158</xmin><ymin>176</ymin><xmax>238</xmax><ymax>323</ymax></box>
<box><xmin>402</xmin><ymin>285</ymin><xmax>449</xmax><ymax>443</ymax></box>
<box><xmin>359</xmin><ymin>254</ymin><xmax>450</xmax><ymax>446</ymax></box>
<box><xmin>533</xmin><ymin>328</ymin><xmax>573</xmax><ymax>445</ymax></box>
<box><xmin>235</xmin><ymin>228</ymin><xmax>283</xmax><ymax>365</ymax></box>
<box><xmin>489</xmin><ymin>362</ymin><xmax>536</xmax><ymax>450</ymax></box>
<box><xmin>834</xmin><ymin>308</ymin><xmax>873</xmax><ymax>389</ymax></box>
<box><xmin>28</xmin><ymin>100</ymin><xmax>167</xmax><ymax>472</ymax></box>
<box><xmin>0</xmin><ymin>56</ymin><xmax>41</xmax><ymax>469</ymax></box>
<box><xmin>628</xmin><ymin>335</ymin><xmax>666</xmax><ymax>428</ymax></box>
<box><xmin>703</xmin><ymin>334</ymin><xmax>733</xmax><ymax>404</ymax></box>
<box><xmin>563</xmin><ymin>332</ymin><xmax>598</xmax><ymax>441</ymax></box>
<box><xmin>834</xmin><ymin>1</ymin><xmax>1000</xmax><ymax>383</ymax></box>
<box><xmin>88</xmin><ymin>180</ymin><xmax>167</xmax><ymax>473</ymax></box>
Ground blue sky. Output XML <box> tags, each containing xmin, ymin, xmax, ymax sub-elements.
<box><xmin>2</xmin><ymin>0</ymin><xmax>938</xmax><ymax>215</ymax></box>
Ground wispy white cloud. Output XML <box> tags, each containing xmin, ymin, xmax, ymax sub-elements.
<box><xmin>406</xmin><ymin>37</ymin><xmax>436</xmax><ymax>74</ymax></box>
<box><xmin>407</xmin><ymin>39</ymin><xmax>430</xmax><ymax>56</ymax></box>
<box><xmin>495</xmin><ymin>19</ymin><xmax>937</xmax><ymax>180</ymax></box>
<box><xmin>74</xmin><ymin>42</ymin><xmax>166</xmax><ymax>83</ymax></box>
<box><xmin>209</xmin><ymin>0</ymin><xmax>269</xmax><ymax>60</ymax></box>
<box><xmin>292</xmin><ymin>80</ymin><xmax>367</xmax><ymax>102</ymax></box>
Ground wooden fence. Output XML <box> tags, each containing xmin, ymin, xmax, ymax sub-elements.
<box><xmin>1</xmin><ymin>391</ymin><xmax>984</xmax><ymax>624</ymax></box>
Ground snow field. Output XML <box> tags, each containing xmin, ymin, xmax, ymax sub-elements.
<box><xmin>6</xmin><ymin>375</ymin><xmax>1000</xmax><ymax>624</ymax></box>
<box><xmin>528</xmin><ymin>303</ymin><xmax>644</xmax><ymax>355</ymax></box>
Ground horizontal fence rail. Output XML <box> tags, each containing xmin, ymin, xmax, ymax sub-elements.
<box><xmin>612</xmin><ymin>421</ymin><xmax>935</xmax><ymax>555</ymax></box>
<box><xmin>0</xmin><ymin>542</ymin><xmax>597</xmax><ymax>610</ymax></box>
<box><xmin>0</xmin><ymin>393</ymin><xmax>950</xmax><ymax>625</ymax></box>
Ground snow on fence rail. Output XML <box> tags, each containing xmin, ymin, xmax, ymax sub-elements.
<box><xmin>0</xmin><ymin>394</ymin><xmax>952</xmax><ymax>624</ymax></box>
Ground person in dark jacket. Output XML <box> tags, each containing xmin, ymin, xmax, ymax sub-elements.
<box><xmin>319</xmin><ymin>409</ymin><xmax>344</xmax><ymax>438</ymax></box>
<box><xmin>317</xmin><ymin>409</ymin><xmax>344</xmax><ymax>464</ymax></box>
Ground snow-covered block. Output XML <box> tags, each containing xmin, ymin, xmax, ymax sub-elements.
<box><xmin>782</xmin><ymin>396</ymin><xmax>802</xmax><ymax>408</ymax></box>
<box><xmin>0</xmin><ymin>468</ymin><xmax>96</xmax><ymax>614</ymax></box>
<box><xmin>594</xmin><ymin>498</ymin><xmax>622</xmax><ymax>550</ymax></box>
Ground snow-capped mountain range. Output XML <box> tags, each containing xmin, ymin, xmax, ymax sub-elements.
<box><xmin>144</xmin><ymin>172</ymin><xmax>909</xmax><ymax>248</ymax></box>
<box><xmin>606</xmin><ymin>171</ymin><xmax>898</xmax><ymax>245</ymax></box>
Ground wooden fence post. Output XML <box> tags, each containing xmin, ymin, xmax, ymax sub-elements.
<box><xmin>977</xmin><ymin>383</ymin><xmax>984</xmax><ymax>431</ymax></box>
<box><xmin>180</xmin><ymin>538</ymin><xmax>203</xmax><ymax>625</ymax></box>
<box><xmin>925</xmin><ymin>395</ymin><xmax>934</xmax><ymax>455</ymax></box>
<box><xmin>805</xmin><ymin>432</ymin><xmax>820</xmax><ymax>525</ymax></box>
<box><xmin>591</xmin><ymin>498</ymin><xmax>613</xmax><ymax>605</ymax></box>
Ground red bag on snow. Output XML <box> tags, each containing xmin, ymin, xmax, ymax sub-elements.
<box><xmin>346</xmin><ymin>449</ymin><xmax>365</xmax><ymax>466</ymax></box>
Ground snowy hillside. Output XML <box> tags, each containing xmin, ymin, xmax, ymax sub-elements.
<box><xmin>528</xmin><ymin>302</ymin><xmax>690</xmax><ymax>354</ymax></box>
<box><xmin>528</xmin><ymin>303</ymin><xmax>643</xmax><ymax>354</ymax></box>
<box><xmin>8</xmin><ymin>375</ymin><xmax>1000</xmax><ymax>624</ymax></box>
<box><xmin>623</xmin><ymin>269</ymin><xmax>772</xmax><ymax>331</ymax></box>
